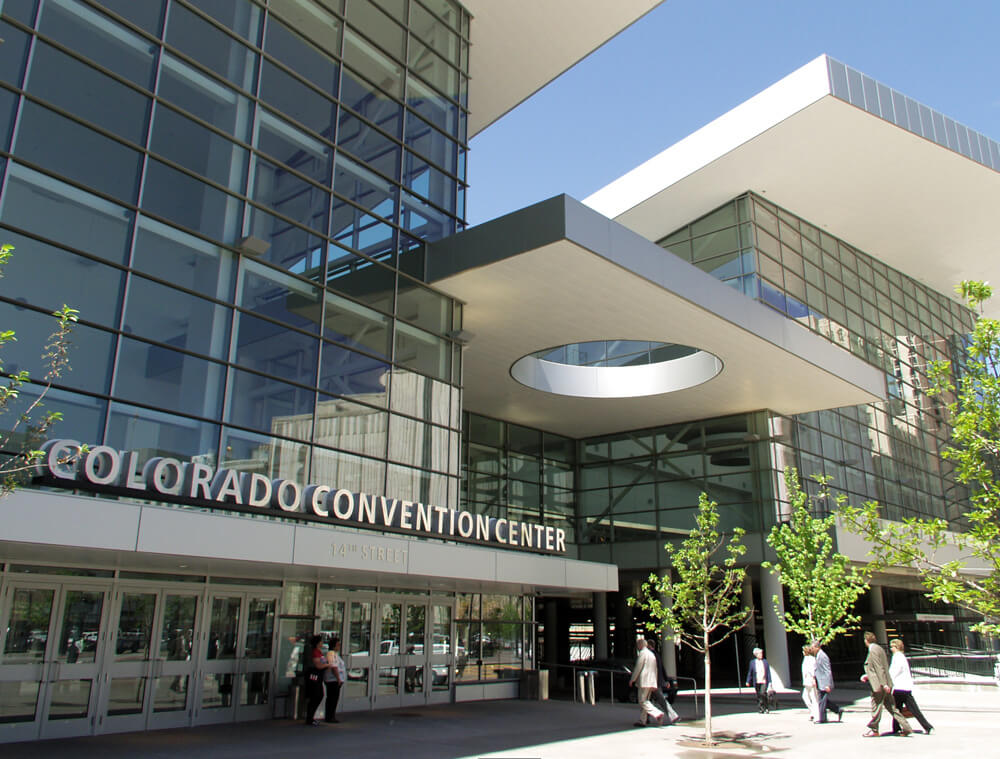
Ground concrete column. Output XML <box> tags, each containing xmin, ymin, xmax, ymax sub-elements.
<box><xmin>593</xmin><ymin>592</ymin><xmax>609</xmax><ymax>660</ymax></box>
<box><xmin>870</xmin><ymin>583</ymin><xmax>888</xmax><ymax>643</ymax></box>
<box><xmin>660</xmin><ymin>634</ymin><xmax>677</xmax><ymax>677</ymax></box>
<box><xmin>761</xmin><ymin>568</ymin><xmax>790</xmax><ymax>689</ymax></box>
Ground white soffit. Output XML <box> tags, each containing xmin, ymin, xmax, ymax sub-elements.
<box><xmin>464</xmin><ymin>0</ymin><xmax>662</xmax><ymax>136</ymax></box>
<box><xmin>429</xmin><ymin>198</ymin><xmax>885</xmax><ymax>438</ymax></box>
<box><xmin>585</xmin><ymin>55</ymin><xmax>1000</xmax><ymax>318</ymax></box>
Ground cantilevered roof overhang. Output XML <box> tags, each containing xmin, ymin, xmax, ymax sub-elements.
<box><xmin>464</xmin><ymin>0</ymin><xmax>663</xmax><ymax>136</ymax></box>
<box><xmin>585</xmin><ymin>55</ymin><xmax>1000</xmax><ymax>318</ymax></box>
<box><xmin>426</xmin><ymin>195</ymin><xmax>886</xmax><ymax>438</ymax></box>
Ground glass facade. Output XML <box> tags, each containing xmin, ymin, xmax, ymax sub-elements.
<box><xmin>461</xmin><ymin>412</ymin><xmax>576</xmax><ymax>546</ymax></box>
<box><xmin>658</xmin><ymin>192</ymin><xmax>976</xmax><ymax>524</ymax></box>
<box><xmin>0</xmin><ymin>0</ymin><xmax>470</xmax><ymax>505</ymax></box>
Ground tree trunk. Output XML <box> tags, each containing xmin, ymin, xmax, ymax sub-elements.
<box><xmin>704</xmin><ymin>633</ymin><xmax>713</xmax><ymax>745</ymax></box>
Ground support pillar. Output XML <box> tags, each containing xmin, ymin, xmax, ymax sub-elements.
<box><xmin>593</xmin><ymin>592</ymin><xmax>609</xmax><ymax>660</ymax></box>
<box><xmin>870</xmin><ymin>583</ymin><xmax>888</xmax><ymax>643</ymax></box>
<box><xmin>761</xmin><ymin>568</ymin><xmax>790</xmax><ymax>689</ymax></box>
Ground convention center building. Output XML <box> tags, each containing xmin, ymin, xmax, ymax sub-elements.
<box><xmin>1</xmin><ymin>0</ymin><xmax>997</xmax><ymax>743</ymax></box>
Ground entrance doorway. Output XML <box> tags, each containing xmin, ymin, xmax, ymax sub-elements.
<box><xmin>315</xmin><ymin>592</ymin><xmax>455</xmax><ymax>714</ymax></box>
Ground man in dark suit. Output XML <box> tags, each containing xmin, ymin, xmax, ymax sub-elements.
<box><xmin>861</xmin><ymin>631</ymin><xmax>912</xmax><ymax>737</ymax></box>
<box><xmin>812</xmin><ymin>640</ymin><xmax>842</xmax><ymax>723</ymax></box>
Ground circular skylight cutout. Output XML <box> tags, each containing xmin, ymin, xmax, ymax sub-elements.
<box><xmin>510</xmin><ymin>340</ymin><xmax>722</xmax><ymax>399</ymax></box>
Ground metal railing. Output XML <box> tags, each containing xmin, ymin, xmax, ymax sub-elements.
<box><xmin>538</xmin><ymin>662</ymin><xmax>700</xmax><ymax>715</ymax></box>
<box><xmin>906</xmin><ymin>643</ymin><xmax>999</xmax><ymax>681</ymax></box>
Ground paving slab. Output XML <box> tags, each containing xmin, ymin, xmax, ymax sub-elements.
<box><xmin>5</xmin><ymin>684</ymin><xmax>998</xmax><ymax>759</ymax></box>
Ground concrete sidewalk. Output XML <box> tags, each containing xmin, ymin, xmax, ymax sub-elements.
<box><xmin>6</xmin><ymin>684</ymin><xmax>998</xmax><ymax>758</ymax></box>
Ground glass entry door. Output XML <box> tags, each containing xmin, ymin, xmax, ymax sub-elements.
<box><xmin>399</xmin><ymin>601</ymin><xmax>427</xmax><ymax>706</ymax></box>
<box><xmin>99</xmin><ymin>590</ymin><xmax>199</xmax><ymax>733</ymax></box>
<box><xmin>341</xmin><ymin>597</ymin><xmax>373</xmax><ymax>711</ymax></box>
<box><xmin>197</xmin><ymin>591</ymin><xmax>276</xmax><ymax>725</ymax></box>
<box><xmin>0</xmin><ymin>583</ymin><xmax>108</xmax><ymax>742</ymax></box>
<box><xmin>427</xmin><ymin>602</ymin><xmax>453</xmax><ymax>704</ymax></box>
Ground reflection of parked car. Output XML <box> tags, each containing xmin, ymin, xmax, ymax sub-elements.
<box><xmin>82</xmin><ymin>631</ymin><xmax>100</xmax><ymax>651</ymax></box>
<box><xmin>116</xmin><ymin>630</ymin><xmax>144</xmax><ymax>654</ymax></box>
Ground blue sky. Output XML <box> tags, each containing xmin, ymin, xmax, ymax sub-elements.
<box><xmin>467</xmin><ymin>0</ymin><xmax>1000</xmax><ymax>226</ymax></box>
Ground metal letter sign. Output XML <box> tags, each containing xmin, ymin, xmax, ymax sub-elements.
<box><xmin>34</xmin><ymin>439</ymin><xmax>567</xmax><ymax>555</ymax></box>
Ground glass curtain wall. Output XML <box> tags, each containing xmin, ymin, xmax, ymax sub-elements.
<box><xmin>658</xmin><ymin>193</ymin><xmax>976</xmax><ymax>524</ymax></box>
<box><xmin>576</xmin><ymin>414</ymin><xmax>768</xmax><ymax>567</ymax></box>
<box><xmin>454</xmin><ymin>592</ymin><xmax>532</xmax><ymax>682</ymax></box>
<box><xmin>0</xmin><ymin>0</ymin><xmax>470</xmax><ymax>506</ymax></box>
<box><xmin>461</xmin><ymin>412</ymin><xmax>576</xmax><ymax>547</ymax></box>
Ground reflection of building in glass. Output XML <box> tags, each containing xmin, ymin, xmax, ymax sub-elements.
<box><xmin>1</xmin><ymin>2</ymin><xmax>998</xmax><ymax>744</ymax></box>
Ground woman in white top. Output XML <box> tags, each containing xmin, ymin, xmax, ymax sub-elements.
<box><xmin>800</xmin><ymin>643</ymin><xmax>820</xmax><ymax>722</ymax></box>
<box><xmin>888</xmin><ymin>639</ymin><xmax>934</xmax><ymax>734</ymax></box>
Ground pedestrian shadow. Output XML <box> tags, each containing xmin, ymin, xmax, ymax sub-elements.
<box><xmin>672</xmin><ymin>728</ymin><xmax>792</xmax><ymax>755</ymax></box>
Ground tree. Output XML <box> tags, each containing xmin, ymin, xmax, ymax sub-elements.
<box><xmin>762</xmin><ymin>467</ymin><xmax>870</xmax><ymax>645</ymax></box>
<box><xmin>839</xmin><ymin>280</ymin><xmax>1000</xmax><ymax>635</ymax></box>
<box><xmin>629</xmin><ymin>493</ymin><xmax>752</xmax><ymax>746</ymax></box>
<box><xmin>0</xmin><ymin>243</ymin><xmax>79</xmax><ymax>496</ymax></box>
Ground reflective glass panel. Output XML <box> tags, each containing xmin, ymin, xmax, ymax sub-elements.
<box><xmin>141</xmin><ymin>158</ymin><xmax>242</xmax><ymax>243</ymax></box>
<box><xmin>114</xmin><ymin>593</ymin><xmax>155</xmax><ymax>660</ymax></box>
<box><xmin>202</xmin><ymin>673</ymin><xmax>235</xmax><ymax>708</ymax></box>
<box><xmin>106</xmin><ymin>677</ymin><xmax>145</xmax><ymax>715</ymax></box>
<box><xmin>152</xmin><ymin>676</ymin><xmax>188</xmax><ymax>712</ymax></box>
<box><xmin>0</xmin><ymin>165</ymin><xmax>133</xmax><ymax>265</ymax></box>
<box><xmin>26</xmin><ymin>40</ymin><xmax>150</xmax><ymax>144</ymax></box>
<box><xmin>241</xmin><ymin>671</ymin><xmax>269</xmax><ymax>705</ymax></box>
<box><xmin>405</xmin><ymin>605</ymin><xmax>425</xmax><ymax>654</ymax></box>
<box><xmin>239</xmin><ymin>258</ymin><xmax>322</xmax><ymax>333</ymax></box>
<box><xmin>377</xmin><ymin>665</ymin><xmax>398</xmax><ymax>695</ymax></box>
<box><xmin>310</xmin><ymin>445</ymin><xmax>385</xmax><ymax>493</ymax></box>
<box><xmin>348</xmin><ymin>601</ymin><xmax>371</xmax><ymax>655</ymax></box>
<box><xmin>157</xmin><ymin>53</ymin><xmax>253</xmax><ymax>143</ymax></box>
<box><xmin>224</xmin><ymin>368</ymin><xmax>316</xmax><ymax>437</ymax></box>
<box><xmin>106</xmin><ymin>401</ymin><xmax>219</xmax><ymax>463</ymax></box>
<box><xmin>220</xmin><ymin>427</ymin><xmax>310</xmax><ymax>481</ymax></box>
<box><xmin>0</xmin><ymin>231</ymin><xmax>124</xmax><ymax>328</ymax></box>
<box><xmin>47</xmin><ymin>679</ymin><xmax>92</xmax><ymax>720</ymax></box>
<box><xmin>123</xmin><ymin>275</ymin><xmax>232</xmax><ymax>360</ymax></box>
<box><xmin>207</xmin><ymin>597</ymin><xmax>240</xmax><ymax>660</ymax></box>
<box><xmin>324</xmin><ymin>292</ymin><xmax>391</xmax><ymax>359</ymax></box>
<box><xmin>133</xmin><ymin>216</ymin><xmax>237</xmax><ymax>302</ymax></box>
<box><xmin>113</xmin><ymin>335</ymin><xmax>226</xmax><ymax>419</ymax></box>
<box><xmin>319</xmin><ymin>344</ymin><xmax>390</xmax><ymax>403</ymax></box>
<box><xmin>149</xmin><ymin>103</ymin><xmax>249</xmax><ymax>193</ymax></box>
<box><xmin>57</xmin><ymin>591</ymin><xmax>103</xmax><ymax>664</ymax></box>
<box><xmin>379</xmin><ymin>603</ymin><xmax>400</xmax><ymax>655</ymax></box>
<box><xmin>2</xmin><ymin>588</ymin><xmax>54</xmax><ymax>664</ymax></box>
<box><xmin>232</xmin><ymin>311</ymin><xmax>319</xmax><ymax>386</ymax></box>
<box><xmin>314</xmin><ymin>395</ymin><xmax>387</xmax><ymax>458</ymax></box>
<box><xmin>14</xmin><ymin>101</ymin><xmax>141</xmax><ymax>204</ymax></box>
<box><xmin>0</xmin><ymin>680</ymin><xmax>41</xmax><ymax>722</ymax></box>
<box><xmin>245</xmin><ymin>598</ymin><xmax>276</xmax><ymax>659</ymax></box>
<box><xmin>165</xmin><ymin>3</ymin><xmax>258</xmax><ymax>91</ymax></box>
<box><xmin>39</xmin><ymin>0</ymin><xmax>156</xmax><ymax>87</ymax></box>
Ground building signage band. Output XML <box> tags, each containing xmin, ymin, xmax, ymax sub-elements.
<box><xmin>35</xmin><ymin>440</ymin><xmax>567</xmax><ymax>555</ymax></box>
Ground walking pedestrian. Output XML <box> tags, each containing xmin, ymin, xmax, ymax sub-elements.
<box><xmin>812</xmin><ymin>639</ymin><xmax>843</xmax><ymax>723</ymax></box>
<box><xmin>745</xmin><ymin>647</ymin><xmax>773</xmax><ymax>713</ymax></box>
<box><xmin>801</xmin><ymin>643</ymin><xmax>820</xmax><ymax>722</ymax></box>
<box><xmin>888</xmin><ymin>639</ymin><xmax>933</xmax><ymax>735</ymax></box>
<box><xmin>860</xmin><ymin>631</ymin><xmax>911</xmax><ymax>737</ymax></box>
<box><xmin>628</xmin><ymin>638</ymin><xmax>664</xmax><ymax>727</ymax></box>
